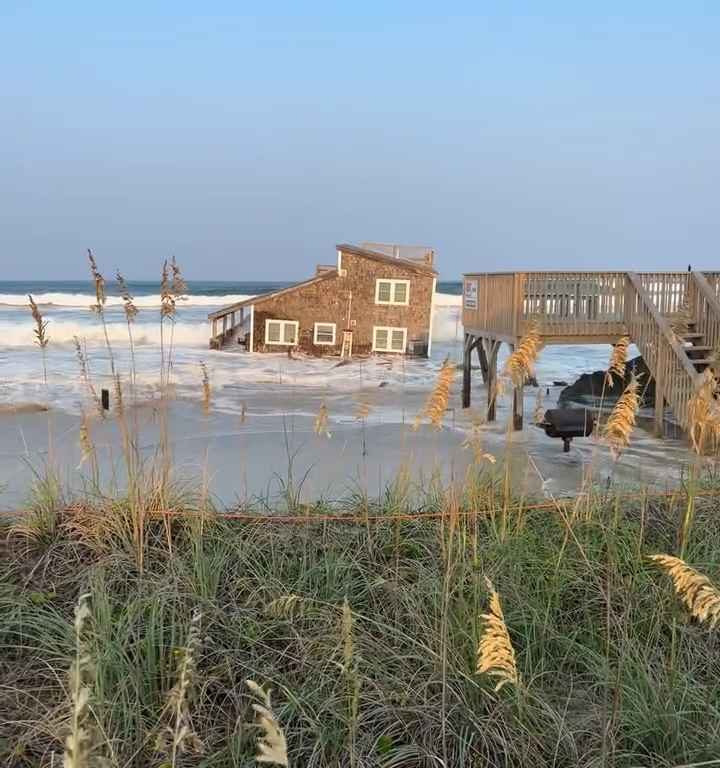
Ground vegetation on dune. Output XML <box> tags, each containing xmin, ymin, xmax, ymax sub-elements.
<box><xmin>3</xmin><ymin>474</ymin><xmax>720</xmax><ymax>767</ymax></box>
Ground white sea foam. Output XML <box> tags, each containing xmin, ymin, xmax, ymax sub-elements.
<box><xmin>0</xmin><ymin>292</ymin><xmax>253</xmax><ymax>308</ymax></box>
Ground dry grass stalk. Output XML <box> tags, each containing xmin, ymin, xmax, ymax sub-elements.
<box><xmin>160</xmin><ymin>260</ymin><xmax>176</xmax><ymax>319</ymax></box>
<box><xmin>246</xmin><ymin>680</ymin><xmax>289</xmax><ymax>766</ymax></box>
<box><xmin>28</xmin><ymin>294</ymin><xmax>49</xmax><ymax>349</ymax></box>
<box><xmin>200</xmin><ymin>362</ymin><xmax>211</xmax><ymax>416</ymax></box>
<box><xmin>266</xmin><ymin>594</ymin><xmax>305</xmax><ymax>620</ymax></box>
<box><xmin>159</xmin><ymin>609</ymin><xmax>203</xmax><ymax>765</ymax></box>
<box><xmin>649</xmin><ymin>554</ymin><xmax>720</xmax><ymax>627</ymax></box>
<box><xmin>314</xmin><ymin>402</ymin><xmax>331</xmax><ymax>438</ymax></box>
<box><xmin>670</xmin><ymin>297</ymin><xmax>693</xmax><ymax>342</ymax></box>
<box><xmin>688</xmin><ymin>368</ymin><xmax>720</xmax><ymax>454</ymax></box>
<box><xmin>63</xmin><ymin>593</ymin><xmax>107</xmax><ymax>768</ymax></box>
<box><xmin>73</xmin><ymin>337</ymin><xmax>102</xmax><ymax>414</ymax></box>
<box><xmin>115</xmin><ymin>270</ymin><xmax>138</xmax><ymax>322</ymax></box>
<box><xmin>87</xmin><ymin>250</ymin><xmax>106</xmax><ymax>312</ymax></box>
<box><xmin>353</xmin><ymin>394</ymin><xmax>372</xmax><ymax>421</ymax></box>
<box><xmin>605</xmin><ymin>336</ymin><xmax>630</xmax><ymax>387</ymax></box>
<box><xmin>170</xmin><ymin>255</ymin><xmax>188</xmax><ymax>297</ymax></box>
<box><xmin>503</xmin><ymin>322</ymin><xmax>542</xmax><ymax>389</ymax></box>
<box><xmin>78</xmin><ymin>413</ymin><xmax>94</xmax><ymax>469</ymax></box>
<box><xmin>476</xmin><ymin>578</ymin><xmax>519</xmax><ymax>692</ymax></box>
<box><xmin>461</xmin><ymin>411</ymin><xmax>496</xmax><ymax>465</ymax></box>
<box><xmin>603</xmin><ymin>374</ymin><xmax>641</xmax><ymax>458</ymax></box>
<box><xmin>414</xmin><ymin>358</ymin><xmax>455</xmax><ymax>430</ymax></box>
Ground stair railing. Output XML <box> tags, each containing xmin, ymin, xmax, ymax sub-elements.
<box><xmin>689</xmin><ymin>271</ymin><xmax>720</xmax><ymax>356</ymax></box>
<box><xmin>625</xmin><ymin>272</ymin><xmax>699</xmax><ymax>431</ymax></box>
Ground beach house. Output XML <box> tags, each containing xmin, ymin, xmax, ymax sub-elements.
<box><xmin>209</xmin><ymin>243</ymin><xmax>438</xmax><ymax>357</ymax></box>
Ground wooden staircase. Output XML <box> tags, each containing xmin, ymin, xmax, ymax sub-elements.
<box><xmin>625</xmin><ymin>271</ymin><xmax>720</xmax><ymax>434</ymax></box>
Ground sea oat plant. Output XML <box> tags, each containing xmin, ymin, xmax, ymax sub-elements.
<box><xmin>670</xmin><ymin>297</ymin><xmax>693</xmax><ymax>343</ymax></box>
<box><xmin>63</xmin><ymin>593</ymin><xmax>107</xmax><ymax>768</ymax></box>
<box><xmin>314</xmin><ymin>402</ymin><xmax>331</xmax><ymax>438</ymax></box>
<box><xmin>649</xmin><ymin>554</ymin><xmax>720</xmax><ymax>627</ymax></box>
<box><xmin>28</xmin><ymin>294</ymin><xmax>49</xmax><ymax>384</ymax></box>
<box><xmin>461</xmin><ymin>411</ymin><xmax>496</xmax><ymax>465</ymax></box>
<box><xmin>476</xmin><ymin>578</ymin><xmax>519</xmax><ymax>692</ymax></box>
<box><xmin>158</xmin><ymin>609</ymin><xmax>203</xmax><ymax>766</ymax></box>
<box><xmin>603</xmin><ymin>374</ymin><xmax>641</xmax><ymax>459</ymax></box>
<box><xmin>200</xmin><ymin>362</ymin><xmax>211</xmax><ymax>416</ymax></box>
<box><xmin>503</xmin><ymin>321</ymin><xmax>542</xmax><ymax>390</ymax></box>
<box><xmin>605</xmin><ymin>336</ymin><xmax>630</xmax><ymax>388</ymax></box>
<box><xmin>340</xmin><ymin>598</ymin><xmax>360</xmax><ymax>768</ymax></box>
<box><xmin>688</xmin><ymin>368</ymin><xmax>720</xmax><ymax>454</ymax></box>
<box><xmin>414</xmin><ymin>357</ymin><xmax>455</xmax><ymax>430</ymax></box>
<box><xmin>115</xmin><ymin>270</ymin><xmax>138</xmax><ymax>385</ymax></box>
<box><xmin>246</xmin><ymin>680</ymin><xmax>289</xmax><ymax>766</ymax></box>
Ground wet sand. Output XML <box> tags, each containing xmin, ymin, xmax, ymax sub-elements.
<box><xmin>0</xmin><ymin>377</ymin><xmax>698</xmax><ymax>509</ymax></box>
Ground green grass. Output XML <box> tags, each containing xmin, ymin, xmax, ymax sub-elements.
<box><xmin>2</xmin><ymin>473</ymin><xmax>720</xmax><ymax>767</ymax></box>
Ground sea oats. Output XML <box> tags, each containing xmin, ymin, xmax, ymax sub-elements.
<box><xmin>461</xmin><ymin>411</ymin><xmax>496</xmax><ymax>465</ymax></box>
<box><xmin>414</xmin><ymin>357</ymin><xmax>455</xmax><ymax>430</ymax></box>
<box><xmin>476</xmin><ymin>578</ymin><xmax>519</xmax><ymax>692</ymax></box>
<box><xmin>503</xmin><ymin>322</ymin><xmax>542</xmax><ymax>389</ymax></box>
<box><xmin>314</xmin><ymin>402</ymin><xmax>331</xmax><ymax>438</ymax></box>
<box><xmin>603</xmin><ymin>374</ymin><xmax>641</xmax><ymax>458</ymax></box>
<box><xmin>246</xmin><ymin>680</ymin><xmax>289</xmax><ymax>766</ymax></box>
<box><xmin>115</xmin><ymin>270</ymin><xmax>138</xmax><ymax>322</ymax></box>
<box><xmin>159</xmin><ymin>610</ymin><xmax>203</xmax><ymax>765</ymax></box>
<box><xmin>688</xmin><ymin>368</ymin><xmax>720</xmax><ymax>454</ymax></box>
<box><xmin>200</xmin><ymin>362</ymin><xmax>211</xmax><ymax>415</ymax></box>
<box><xmin>605</xmin><ymin>335</ymin><xmax>630</xmax><ymax>387</ymax></box>
<box><xmin>87</xmin><ymin>249</ymin><xmax>106</xmax><ymax>312</ymax></box>
<box><xmin>649</xmin><ymin>554</ymin><xmax>720</xmax><ymax>627</ymax></box>
<box><xmin>28</xmin><ymin>295</ymin><xmax>49</xmax><ymax>349</ymax></box>
<box><xmin>63</xmin><ymin>593</ymin><xmax>107</xmax><ymax>768</ymax></box>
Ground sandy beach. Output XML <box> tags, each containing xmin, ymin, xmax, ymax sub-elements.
<box><xmin>0</xmin><ymin>363</ymin><xmax>694</xmax><ymax>510</ymax></box>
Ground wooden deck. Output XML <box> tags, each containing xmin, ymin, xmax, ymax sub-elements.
<box><xmin>462</xmin><ymin>270</ymin><xmax>720</xmax><ymax>434</ymax></box>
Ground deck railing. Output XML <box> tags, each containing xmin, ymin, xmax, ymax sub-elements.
<box><xmin>463</xmin><ymin>271</ymin><xmax>696</xmax><ymax>341</ymax></box>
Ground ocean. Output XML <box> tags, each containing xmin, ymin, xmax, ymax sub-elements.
<box><xmin>0</xmin><ymin>279</ymin><xmax>620</xmax><ymax>417</ymax></box>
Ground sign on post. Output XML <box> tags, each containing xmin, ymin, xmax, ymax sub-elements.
<box><xmin>464</xmin><ymin>280</ymin><xmax>478</xmax><ymax>309</ymax></box>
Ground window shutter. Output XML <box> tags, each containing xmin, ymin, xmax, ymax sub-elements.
<box><xmin>377</xmin><ymin>281</ymin><xmax>392</xmax><ymax>303</ymax></box>
<box><xmin>267</xmin><ymin>321</ymin><xmax>281</xmax><ymax>343</ymax></box>
<box><xmin>375</xmin><ymin>328</ymin><xmax>389</xmax><ymax>350</ymax></box>
<box><xmin>391</xmin><ymin>329</ymin><xmax>405</xmax><ymax>351</ymax></box>
<box><xmin>393</xmin><ymin>282</ymin><xmax>408</xmax><ymax>303</ymax></box>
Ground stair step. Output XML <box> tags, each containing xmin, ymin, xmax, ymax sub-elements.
<box><xmin>681</xmin><ymin>332</ymin><xmax>703</xmax><ymax>340</ymax></box>
<box><xmin>691</xmin><ymin>359</ymin><xmax>714</xmax><ymax>368</ymax></box>
<box><xmin>685</xmin><ymin>346</ymin><xmax>713</xmax><ymax>355</ymax></box>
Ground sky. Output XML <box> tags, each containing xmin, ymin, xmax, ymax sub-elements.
<box><xmin>1</xmin><ymin>2</ymin><xmax>719</xmax><ymax>280</ymax></box>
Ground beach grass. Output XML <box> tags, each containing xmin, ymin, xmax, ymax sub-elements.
<box><xmin>3</xmin><ymin>473</ymin><xmax>720</xmax><ymax>767</ymax></box>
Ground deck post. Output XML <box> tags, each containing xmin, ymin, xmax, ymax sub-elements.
<box><xmin>509</xmin><ymin>342</ymin><xmax>524</xmax><ymax>430</ymax></box>
<box><xmin>462</xmin><ymin>333</ymin><xmax>473</xmax><ymax>408</ymax></box>
<box><xmin>654</xmin><ymin>348</ymin><xmax>666</xmax><ymax>438</ymax></box>
<box><xmin>487</xmin><ymin>340</ymin><xmax>499</xmax><ymax>422</ymax></box>
<box><xmin>477</xmin><ymin>338</ymin><xmax>489</xmax><ymax>383</ymax></box>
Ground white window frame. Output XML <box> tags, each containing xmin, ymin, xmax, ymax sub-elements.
<box><xmin>264</xmin><ymin>319</ymin><xmax>299</xmax><ymax>346</ymax></box>
<box><xmin>375</xmin><ymin>278</ymin><xmax>411</xmax><ymax>306</ymax></box>
<box><xmin>313</xmin><ymin>322</ymin><xmax>337</xmax><ymax>345</ymax></box>
<box><xmin>372</xmin><ymin>325</ymin><xmax>408</xmax><ymax>353</ymax></box>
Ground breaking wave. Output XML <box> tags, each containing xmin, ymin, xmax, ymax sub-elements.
<box><xmin>0</xmin><ymin>292</ymin><xmax>253</xmax><ymax>308</ymax></box>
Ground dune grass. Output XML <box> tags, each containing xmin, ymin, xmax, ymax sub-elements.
<box><xmin>3</xmin><ymin>472</ymin><xmax>720</xmax><ymax>767</ymax></box>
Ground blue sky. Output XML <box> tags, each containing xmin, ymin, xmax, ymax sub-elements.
<box><xmin>1</xmin><ymin>2</ymin><xmax>718</xmax><ymax>280</ymax></box>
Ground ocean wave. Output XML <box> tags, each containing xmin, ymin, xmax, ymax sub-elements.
<box><xmin>0</xmin><ymin>319</ymin><xmax>212</xmax><ymax>347</ymax></box>
<box><xmin>0</xmin><ymin>292</ymin><xmax>254</xmax><ymax>308</ymax></box>
<box><xmin>0</xmin><ymin>294</ymin><xmax>463</xmax><ymax>347</ymax></box>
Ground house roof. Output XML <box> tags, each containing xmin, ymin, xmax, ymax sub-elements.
<box><xmin>207</xmin><ymin>271</ymin><xmax>337</xmax><ymax>320</ymax></box>
<box><xmin>208</xmin><ymin>242</ymin><xmax>437</xmax><ymax>320</ymax></box>
<box><xmin>336</xmin><ymin>243</ymin><xmax>438</xmax><ymax>275</ymax></box>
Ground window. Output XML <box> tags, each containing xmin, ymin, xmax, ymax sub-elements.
<box><xmin>265</xmin><ymin>319</ymin><xmax>299</xmax><ymax>346</ymax></box>
<box><xmin>375</xmin><ymin>279</ymin><xmax>410</xmax><ymax>306</ymax></box>
<box><xmin>373</xmin><ymin>326</ymin><xmax>407</xmax><ymax>353</ymax></box>
<box><xmin>313</xmin><ymin>322</ymin><xmax>336</xmax><ymax>345</ymax></box>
